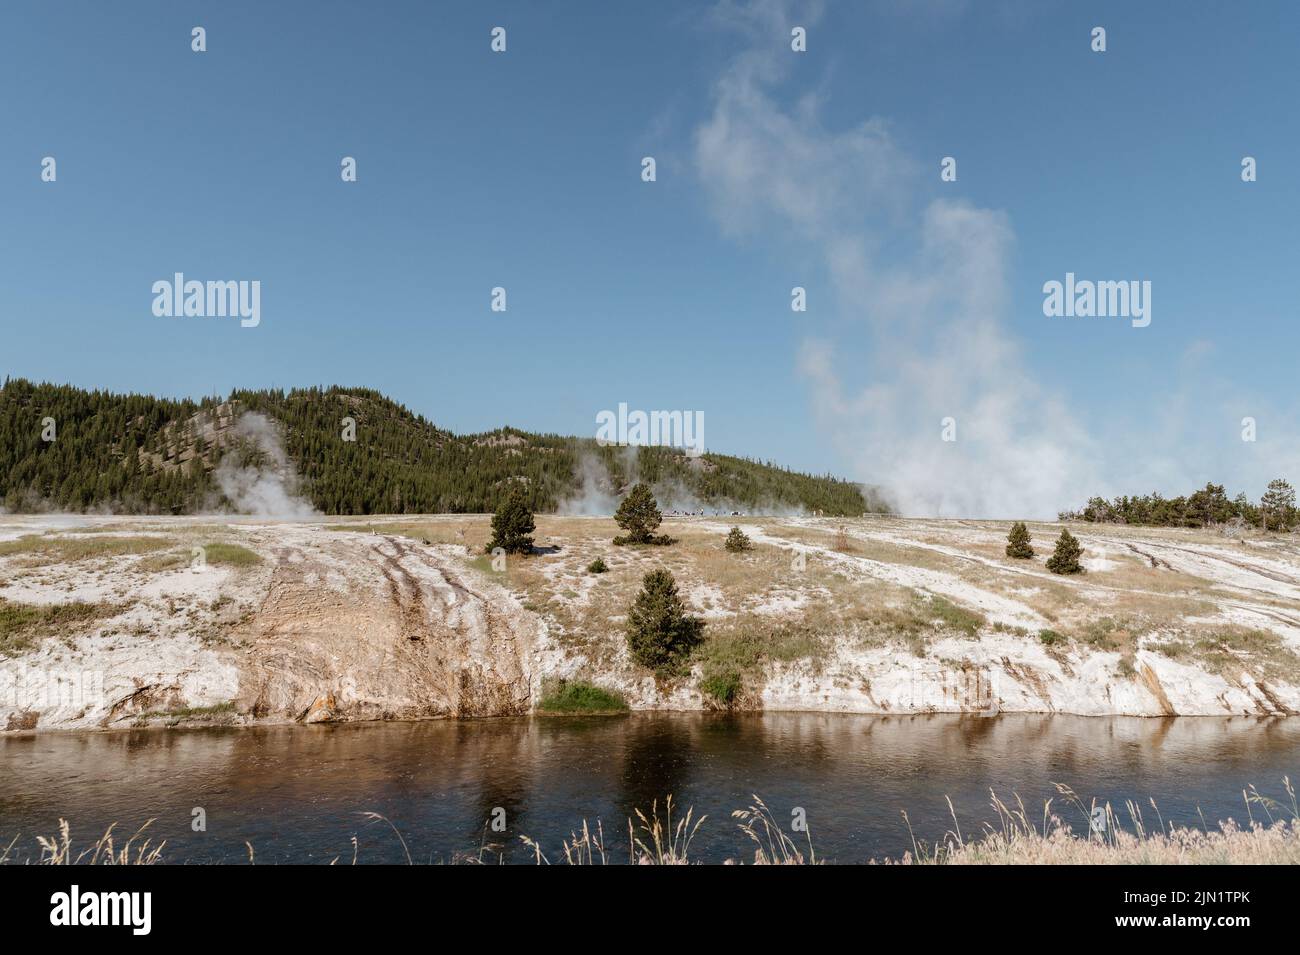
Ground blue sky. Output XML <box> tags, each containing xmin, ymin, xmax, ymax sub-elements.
<box><xmin>2</xmin><ymin>1</ymin><xmax>1297</xmax><ymax>515</ymax></box>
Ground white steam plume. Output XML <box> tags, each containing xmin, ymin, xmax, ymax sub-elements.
<box><xmin>557</xmin><ymin>444</ymin><xmax>814</xmax><ymax>517</ymax></box>
<box><xmin>695</xmin><ymin>0</ymin><xmax>1104</xmax><ymax>518</ymax></box>
<box><xmin>213</xmin><ymin>413</ymin><xmax>319</xmax><ymax>519</ymax></box>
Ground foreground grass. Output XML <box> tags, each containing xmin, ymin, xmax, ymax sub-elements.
<box><xmin>10</xmin><ymin>781</ymin><xmax>1296</xmax><ymax>865</ymax></box>
<box><xmin>0</xmin><ymin>819</ymin><xmax>164</xmax><ymax>866</ymax></box>
<box><xmin>893</xmin><ymin>779</ymin><xmax>1300</xmax><ymax>865</ymax></box>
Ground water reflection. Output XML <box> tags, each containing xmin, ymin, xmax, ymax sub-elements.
<box><xmin>1</xmin><ymin>713</ymin><xmax>1296</xmax><ymax>863</ymax></box>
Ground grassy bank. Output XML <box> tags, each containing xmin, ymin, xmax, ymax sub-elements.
<box><xmin>891</xmin><ymin>779</ymin><xmax>1300</xmax><ymax>865</ymax></box>
<box><xmin>536</xmin><ymin>680</ymin><xmax>628</xmax><ymax>715</ymax></box>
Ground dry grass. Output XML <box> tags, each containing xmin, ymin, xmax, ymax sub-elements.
<box><xmin>769</xmin><ymin>524</ymin><xmax>963</xmax><ymax>575</ymax></box>
<box><xmin>520</xmin><ymin>820</ymin><xmax>612</xmax><ymax>865</ymax></box>
<box><xmin>0</xmin><ymin>596</ymin><xmax>125</xmax><ymax>656</ymax></box>
<box><xmin>199</xmin><ymin>542</ymin><xmax>262</xmax><ymax>567</ymax></box>
<box><xmin>135</xmin><ymin>550</ymin><xmax>193</xmax><ymax>572</ymax></box>
<box><xmin>328</xmin><ymin>518</ymin><xmax>492</xmax><ymax>552</ymax></box>
<box><xmin>1167</xmin><ymin>625</ymin><xmax>1300</xmax><ymax>683</ymax></box>
<box><xmin>324</xmin><ymin>517</ymin><xmax>1300</xmax><ymax>691</ymax></box>
<box><xmin>515</xmin><ymin>780</ymin><xmax>1300</xmax><ymax>865</ymax></box>
<box><xmin>628</xmin><ymin>795</ymin><xmax>706</xmax><ymax>865</ymax></box>
<box><xmin>520</xmin><ymin>796</ymin><xmax>706</xmax><ymax>865</ymax></box>
<box><xmin>0</xmin><ymin>534</ymin><xmax>176</xmax><ymax>565</ymax></box>
<box><xmin>733</xmin><ymin>795</ymin><xmax>818</xmax><ymax>864</ymax></box>
<box><xmin>1085</xmin><ymin>561</ymin><xmax>1209</xmax><ymax>595</ymax></box>
<box><xmin>496</xmin><ymin>519</ymin><xmax>990</xmax><ymax>669</ymax></box>
<box><xmin>508</xmin><ymin>780</ymin><xmax>1300</xmax><ymax>864</ymax></box>
<box><xmin>891</xmin><ymin>778</ymin><xmax>1300</xmax><ymax>865</ymax></box>
<box><xmin>11</xmin><ymin>782</ymin><xmax>1295</xmax><ymax>865</ymax></box>
<box><xmin>0</xmin><ymin>819</ymin><xmax>164</xmax><ymax>865</ymax></box>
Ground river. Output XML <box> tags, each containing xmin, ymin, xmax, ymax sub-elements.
<box><xmin>2</xmin><ymin>713</ymin><xmax>1297</xmax><ymax>864</ymax></box>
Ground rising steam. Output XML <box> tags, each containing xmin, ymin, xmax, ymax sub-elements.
<box><xmin>212</xmin><ymin>413</ymin><xmax>319</xmax><ymax>519</ymax></box>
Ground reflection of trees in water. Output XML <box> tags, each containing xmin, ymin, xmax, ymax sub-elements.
<box><xmin>280</xmin><ymin>720</ymin><xmax>542</xmax><ymax>863</ymax></box>
<box><xmin>740</xmin><ymin>712</ymin><xmax>836</xmax><ymax>768</ymax></box>
<box><xmin>617</xmin><ymin>716</ymin><xmax>696</xmax><ymax>838</ymax></box>
<box><xmin>452</xmin><ymin>720</ymin><xmax>535</xmax><ymax>861</ymax></box>
<box><xmin>954</xmin><ymin>713</ymin><xmax>999</xmax><ymax>746</ymax></box>
<box><xmin>8</xmin><ymin>714</ymin><xmax>1300</xmax><ymax>863</ymax></box>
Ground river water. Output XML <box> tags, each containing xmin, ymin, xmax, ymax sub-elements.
<box><xmin>2</xmin><ymin>713</ymin><xmax>1297</xmax><ymax>864</ymax></box>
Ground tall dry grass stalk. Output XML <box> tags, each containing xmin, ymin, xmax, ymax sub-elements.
<box><xmin>9</xmin><ymin>781</ymin><xmax>1296</xmax><ymax>865</ymax></box>
<box><xmin>628</xmin><ymin>795</ymin><xmax>705</xmax><ymax>865</ymax></box>
<box><xmin>562</xmin><ymin>820</ymin><xmax>609</xmax><ymax>865</ymax></box>
<box><xmin>733</xmin><ymin>795</ymin><xmax>818</xmax><ymax>864</ymax></box>
<box><xmin>0</xmin><ymin>819</ymin><xmax>165</xmax><ymax>865</ymax></box>
<box><xmin>889</xmin><ymin>777</ymin><xmax>1300</xmax><ymax>865</ymax></box>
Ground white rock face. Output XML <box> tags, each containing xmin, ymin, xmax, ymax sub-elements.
<box><xmin>1</xmin><ymin>632</ymin><xmax>240</xmax><ymax>730</ymax></box>
<box><xmin>3</xmin><ymin>514</ymin><xmax>1299</xmax><ymax>731</ymax></box>
<box><xmin>752</xmin><ymin>640</ymin><xmax>1300</xmax><ymax>717</ymax></box>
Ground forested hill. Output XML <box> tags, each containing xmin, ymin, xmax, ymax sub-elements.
<box><xmin>0</xmin><ymin>379</ymin><xmax>883</xmax><ymax>517</ymax></box>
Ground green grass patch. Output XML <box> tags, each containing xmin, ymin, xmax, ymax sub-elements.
<box><xmin>991</xmin><ymin>621</ymin><xmax>1030</xmax><ymax>637</ymax></box>
<box><xmin>135</xmin><ymin>701</ymin><xmax>239</xmax><ymax>726</ymax></box>
<box><xmin>699</xmin><ymin>668</ymin><xmax>742</xmax><ymax>706</ymax></box>
<box><xmin>860</xmin><ymin>594</ymin><xmax>986</xmax><ymax>640</ymax></box>
<box><xmin>1080</xmin><ymin>616</ymin><xmax>1125</xmax><ymax>647</ymax></box>
<box><xmin>536</xmin><ymin>679</ymin><xmax>628</xmax><ymax>714</ymax></box>
<box><xmin>695</xmin><ymin>621</ymin><xmax>830</xmax><ymax>678</ymax></box>
<box><xmin>1078</xmin><ymin>615</ymin><xmax>1150</xmax><ymax>651</ymax></box>
<box><xmin>0</xmin><ymin>534</ymin><xmax>174</xmax><ymax>563</ymax></box>
<box><xmin>136</xmin><ymin>550</ymin><xmax>193</xmax><ymax>572</ymax></box>
<box><xmin>1143</xmin><ymin>627</ymin><xmax>1298</xmax><ymax>681</ymax></box>
<box><xmin>1150</xmin><ymin>639</ymin><xmax>1190</xmax><ymax>659</ymax></box>
<box><xmin>613</xmin><ymin>534</ymin><xmax>676</xmax><ymax>547</ymax></box>
<box><xmin>0</xmin><ymin>597</ymin><xmax>124</xmax><ymax>656</ymax></box>
<box><xmin>1190</xmin><ymin>626</ymin><xmax>1299</xmax><ymax>678</ymax></box>
<box><xmin>920</xmin><ymin>594</ymin><xmax>986</xmax><ymax>636</ymax></box>
<box><xmin>199</xmin><ymin>542</ymin><xmax>262</xmax><ymax>567</ymax></box>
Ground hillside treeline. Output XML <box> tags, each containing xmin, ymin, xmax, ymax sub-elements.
<box><xmin>0</xmin><ymin>379</ymin><xmax>877</xmax><ymax>516</ymax></box>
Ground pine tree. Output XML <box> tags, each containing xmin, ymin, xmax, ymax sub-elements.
<box><xmin>486</xmin><ymin>484</ymin><xmax>535</xmax><ymax>555</ymax></box>
<box><xmin>625</xmin><ymin>569</ymin><xmax>704</xmax><ymax>674</ymax></box>
<box><xmin>1005</xmin><ymin>521</ymin><xmax>1034</xmax><ymax>559</ymax></box>
<box><xmin>614</xmin><ymin>482</ymin><xmax>667</xmax><ymax>545</ymax></box>
<box><xmin>725</xmin><ymin>526</ymin><xmax>752</xmax><ymax>552</ymax></box>
<box><xmin>1045</xmin><ymin>528</ymin><xmax>1084</xmax><ymax>574</ymax></box>
<box><xmin>1260</xmin><ymin>478</ymin><xmax>1296</xmax><ymax>532</ymax></box>
<box><xmin>0</xmin><ymin>379</ymin><xmax>882</xmax><ymax>516</ymax></box>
